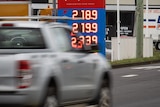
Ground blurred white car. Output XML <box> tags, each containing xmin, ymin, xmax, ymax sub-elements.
<box><xmin>0</xmin><ymin>18</ymin><xmax>112</xmax><ymax>107</ymax></box>
<box><xmin>105</xmin><ymin>40</ymin><xmax>113</xmax><ymax>61</ymax></box>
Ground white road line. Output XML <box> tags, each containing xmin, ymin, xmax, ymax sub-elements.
<box><xmin>121</xmin><ymin>74</ymin><xmax>138</xmax><ymax>78</ymax></box>
<box><xmin>131</xmin><ymin>66</ymin><xmax>160</xmax><ymax>70</ymax></box>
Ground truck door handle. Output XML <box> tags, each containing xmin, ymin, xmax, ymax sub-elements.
<box><xmin>61</xmin><ymin>59</ymin><xmax>69</xmax><ymax>63</ymax></box>
<box><xmin>77</xmin><ymin>60</ymin><xmax>84</xmax><ymax>63</ymax></box>
<box><xmin>93</xmin><ymin>59</ymin><xmax>98</xmax><ymax>62</ymax></box>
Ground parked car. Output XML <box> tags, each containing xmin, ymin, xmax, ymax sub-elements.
<box><xmin>0</xmin><ymin>19</ymin><xmax>112</xmax><ymax>107</ymax></box>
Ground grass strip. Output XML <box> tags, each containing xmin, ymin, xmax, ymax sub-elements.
<box><xmin>111</xmin><ymin>49</ymin><xmax>160</xmax><ymax>66</ymax></box>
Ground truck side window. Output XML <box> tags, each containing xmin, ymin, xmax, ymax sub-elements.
<box><xmin>49</xmin><ymin>27</ymin><xmax>72</xmax><ymax>52</ymax></box>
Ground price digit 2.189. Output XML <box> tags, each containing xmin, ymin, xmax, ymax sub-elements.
<box><xmin>72</xmin><ymin>10</ymin><xmax>98</xmax><ymax>20</ymax></box>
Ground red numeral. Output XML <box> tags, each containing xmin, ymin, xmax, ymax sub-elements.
<box><xmin>72</xmin><ymin>10</ymin><xmax>78</xmax><ymax>19</ymax></box>
<box><xmin>72</xmin><ymin>23</ymin><xmax>78</xmax><ymax>33</ymax></box>
<box><xmin>81</xmin><ymin>23</ymin><xmax>98</xmax><ymax>33</ymax></box>
<box><xmin>80</xmin><ymin>10</ymin><xmax>98</xmax><ymax>20</ymax></box>
<box><xmin>71</xmin><ymin>36</ymin><xmax>98</xmax><ymax>46</ymax></box>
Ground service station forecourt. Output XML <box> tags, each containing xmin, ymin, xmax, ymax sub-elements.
<box><xmin>58</xmin><ymin>0</ymin><xmax>106</xmax><ymax>56</ymax></box>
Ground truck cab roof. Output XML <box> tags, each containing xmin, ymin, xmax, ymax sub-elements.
<box><xmin>0</xmin><ymin>21</ymin><xmax>70</xmax><ymax>29</ymax></box>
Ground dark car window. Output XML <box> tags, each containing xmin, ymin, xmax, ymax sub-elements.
<box><xmin>0</xmin><ymin>28</ymin><xmax>46</xmax><ymax>49</ymax></box>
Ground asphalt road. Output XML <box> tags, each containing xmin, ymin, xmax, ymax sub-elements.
<box><xmin>68</xmin><ymin>63</ymin><xmax>160</xmax><ymax>107</ymax></box>
<box><xmin>111</xmin><ymin>63</ymin><xmax>160</xmax><ymax>107</ymax></box>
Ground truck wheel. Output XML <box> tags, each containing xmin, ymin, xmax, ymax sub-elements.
<box><xmin>98</xmin><ymin>80</ymin><xmax>111</xmax><ymax>107</ymax></box>
<box><xmin>43</xmin><ymin>87</ymin><xmax>58</xmax><ymax>107</ymax></box>
<box><xmin>88</xmin><ymin>79</ymin><xmax>111</xmax><ymax>107</ymax></box>
<box><xmin>155</xmin><ymin>42</ymin><xmax>160</xmax><ymax>50</ymax></box>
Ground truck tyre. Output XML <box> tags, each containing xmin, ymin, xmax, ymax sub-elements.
<box><xmin>155</xmin><ymin>42</ymin><xmax>160</xmax><ymax>50</ymax></box>
<box><xmin>88</xmin><ymin>79</ymin><xmax>111</xmax><ymax>107</ymax></box>
<box><xmin>42</xmin><ymin>86</ymin><xmax>58</xmax><ymax>107</ymax></box>
<box><xmin>98</xmin><ymin>80</ymin><xmax>111</xmax><ymax>107</ymax></box>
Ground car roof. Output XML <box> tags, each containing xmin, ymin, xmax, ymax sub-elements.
<box><xmin>0</xmin><ymin>21</ymin><xmax>71</xmax><ymax>28</ymax></box>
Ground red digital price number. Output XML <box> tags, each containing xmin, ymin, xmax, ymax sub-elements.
<box><xmin>71</xmin><ymin>35</ymin><xmax>98</xmax><ymax>48</ymax></box>
<box><xmin>71</xmin><ymin>9</ymin><xmax>98</xmax><ymax>48</ymax></box>
<box><xmin>72</xmin><ymin>10</ymin><xmax>98</xmax><ymax>20</ymax></box>
<box><xmin>72</xmin><ymin>23</ymin><xmax>98</xmax><ymax>33</ymax></box>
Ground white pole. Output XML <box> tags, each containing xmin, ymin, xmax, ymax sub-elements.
<box><xmin>28</xmin><ymin>1</ymin><xmax>32</xmax><ymax>21</ymax></box>
<box><xmin>146</xmin><ymin>0</ymin><xmax>149</xmax><ymax>37</ymax></box>
<box><xmin>117</xmin><ymin>0</ymin><xmax>121</xmax><ymax>60</ymax></box>
<box><xmin>53</xmin><ymin>0</ymin><xmax>56</xmax><ymax>16</ymax></box>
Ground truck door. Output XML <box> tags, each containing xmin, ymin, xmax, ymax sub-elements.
<box><xmin>49</xmin><ymin>27</ymin><xmax>92</xmax><ymax>102</ymax></box>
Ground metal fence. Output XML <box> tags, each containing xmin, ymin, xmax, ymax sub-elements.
<box><xmin>111</xmin><ymin>37</ymin><xmax>153</xmax><ymax>61</ymax></box>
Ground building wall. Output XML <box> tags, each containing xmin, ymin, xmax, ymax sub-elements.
<box><xmin>106</xmin><ymin>0</ymin><xmax>160</xmax><ymax>5</ymax></box>
<box><xmin>143</xmin><ymin>0</ymin><xmax>160</xmax><ymax>5</ymax></box>
<box><xmin>106</xmin><ymin>0</ymin><xmax>135</xmax><ymax>5</ymax></box>
<box><xmin>44</xmin><ymin>0</ymin><xmax>160</xmax><ymax>6</ymax></box>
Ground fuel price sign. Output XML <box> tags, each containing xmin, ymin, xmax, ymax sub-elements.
<box><xmin>58</xmin><ymin>0</ymin><xmax>106</xmax><ymax>56</ymax></box>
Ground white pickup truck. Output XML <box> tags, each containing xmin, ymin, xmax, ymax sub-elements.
<box><xmin>0</xmin><ymin>19</ymin><xmax>111</xmax><ymax>107</ymax></box>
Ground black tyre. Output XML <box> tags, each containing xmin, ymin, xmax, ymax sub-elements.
<box><xmin>98</xmin><ymin>87</ymin><xmax>110</xmax><ymax>107</ymax></box>
<box><xmin>89</xmin><ymin>79</ymin><xmax>111</xmax><ymax>107</ymax></box>
<box><xmin>42</xmin><ymin>87</ymin><xmax>58</xmax><ymax>107</ymax></box>
<box><xmin>98</xmin><ymin>80</ymin><xmax>111</xmax><ymax>107</ymax></box>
